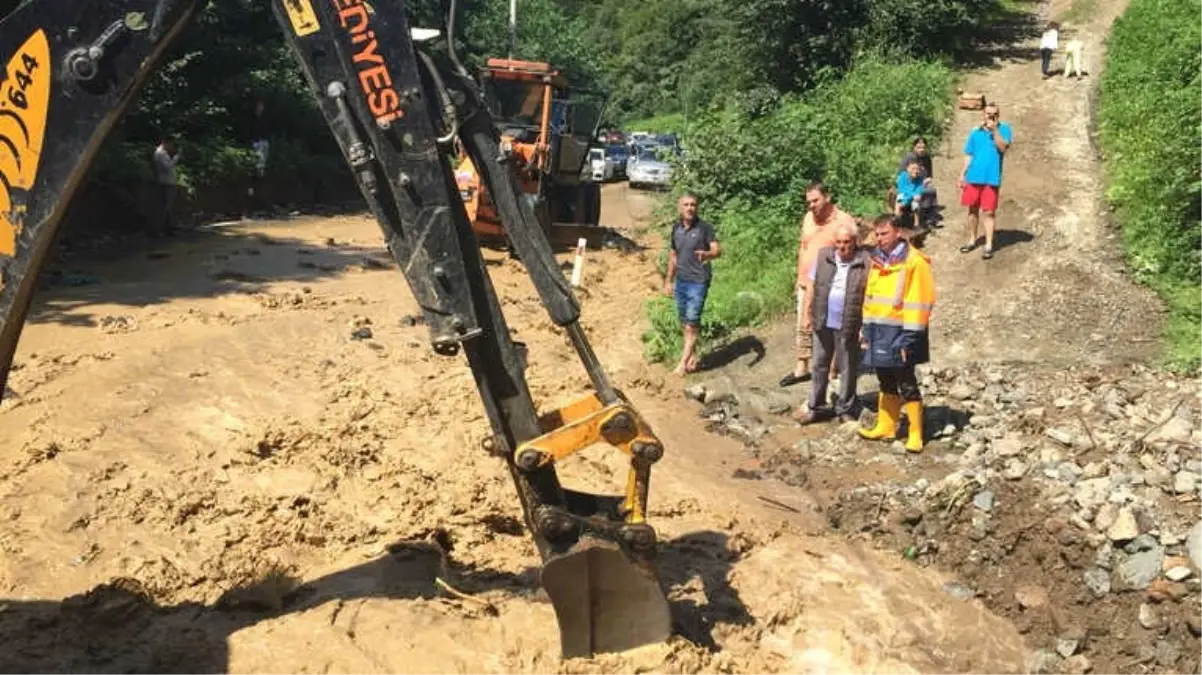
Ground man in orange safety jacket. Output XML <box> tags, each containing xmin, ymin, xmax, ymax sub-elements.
<box><xmin>858</xmin><ymin>214</ymin><xmax>936</xmax><ymax>452</ymax></box>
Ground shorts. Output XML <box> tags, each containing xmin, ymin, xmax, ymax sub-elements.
<box><xmin>960</xmin><ymin>183</ymin><xmax>1000</xmax><ymax>211</ymax></box>
<box><xmin>674</xmin><ymin>280</ymin><xmax>709</xmax><ymax>326</ymax></box>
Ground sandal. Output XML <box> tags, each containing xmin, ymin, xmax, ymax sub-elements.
<box><xmin>959</xmin><ymin>243</ymin><xmax>977</xmax><ymax>253</ymax></box>
<box><xmin>982</xmin><ymin>247</ymin><xmax>994</xmax><ymax>259</ymax></box>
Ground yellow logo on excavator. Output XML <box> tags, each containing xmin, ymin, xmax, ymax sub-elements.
<box><xmin>0</xmin><ymin>29</ymin><xmax>50</xmax><ymax>261</ymax></box>
<box><xmin>283</xmin><ymin>0</ymin><xmax>321</xmax><ymax>36</ymax></box>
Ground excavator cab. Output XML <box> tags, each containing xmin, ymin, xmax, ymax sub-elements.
<box><xmin>455</xmin><ymin>58</ymin><xmax>605</xmax><ymax>250</ymax></box>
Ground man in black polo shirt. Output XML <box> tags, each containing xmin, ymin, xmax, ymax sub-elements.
<box><xmin>662</xmin><ymin>193</ymin><xmax>720</xmax><ymax>375</ymax></box>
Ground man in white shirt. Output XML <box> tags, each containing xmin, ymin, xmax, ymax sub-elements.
<box><xmin>152</xmin><ymin>137</ymin><xmax>181</xmax><ymax>234</ymax></box>
<box><xmin>793</xmin><ymin>222</ymin><xmax>870</xmax><ymax>424</ymax></box>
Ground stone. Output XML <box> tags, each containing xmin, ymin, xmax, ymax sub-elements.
<box><xmin>1061</xmin><ymin>654</ymin><xmax>1093</xmax><ymax>675</ymax></box>
<box><xmin>1189</xmin><ymin>521</ymin><xmax>1202</xmax><ymax>569</ymax></box>
<box><xmin>1003</xmin><ymin>459</ymin><xmax>1029</xmax><ymax>481</ymax></box>
<box><xmin>684</xmin><ymin>384</ymin><xmax>707</xmax><ymax>402</ymax></box>
<box><xmin>1040</xmin><ymin>446</ymin><xmax>1067</xmax><ymax>465</ymax></box>
<box><xmin>1073</xmin><ymin>478</ymin><xmax>1110</xmax><ymax>510</ymax></box>
<box><xmin>1173</xmin><ymin>470</ymin><xmax>1199</xmax><ymax>494</ymax></box>
<box><xmin>1145</xmin><ymin>578</ymin><xmax>1184</xmax><ymax>603</ymax></box>
<box><xmin>999</xmin><ymin>388</ymin><xmax>1028</xmax><ymax>404</ymax></box>
<box><xmin>1081</xmin><ymin>461</ymin><xmax>1108</xmax><ymax>479</ymax></box>
<box><xmin>1165</xmin><ymin>566</ymin><xmax>1192</xmax><ymax>581</ymax></box>
<box><xmin>1053</xmin><ymin>397</ymin><xmax>1073</xmax><ymax>409</ymax></box>
<box><xmin>1046</xmin><ymin>427</ymin><xmax>1076</xmax><ymax>446</ymax></box>
<box><xmin>949</xmin><ymin>383</ymin><xmax>975</xmax><ymax>400</ymax></box>
<box><xmin>1116</xmin><ymin>547</ymin><xmax>1165</xmax><ymax>590</ymax></box>
<box><xmin>1095</xmin><ymin>542</ymin><xmax>1114</xmax><ymax>569</ymax></box>
<box><xmin>1057</xmin><ymin>462</ymin><xmax>1083</xmax><ymax>484</ymax></box>
<box><xmin>1138</xmin><ymin>603</ymin><xmax>1159</xmax><ymax>629</ymax></box>
<box><xmin>1154</xmin><ymin>640</ymin><xmax>1179</xmax><ymax>668</ymax></box>
<box><xmin>941</xmin><ymin>581</ymin><xmax>974</xmax><ymax>600</ymax></box>
<box><xmin>992</xmin><ymin>437</ymin><xmax>1025</xmax><ymax>457</ymax></box>
<box><xmin>1124</xmin><ymin>534</ymin><xmax>1159</xmax><ymax>554</ymax></box>
<box><xmin>1028</xmin><ymin>649</ymin><xmax>1062</xmax><ymax>675</ymax></box>
<box><xmin>1054</xmin><ymin>635</ymin><xmax>1081</xmax><ymax>659</ymax></box>
<box><xmin>1015</xmin><ymin>584</ymin><xmax>1049</xmax><ymax>610</ymax></box>
<box><xmin>1188</xmin><ymin>615</ymin><xmax>1201</xmax><ymax>637</ymax></box>
<box><xmin>1083</xmin><ymin>567</ymin><xmax>1111</xmax><ymax>597</ymax></box>
<box><xmin>1094</xmin><ymin>503</ymin><xmax>1119</xmax><ymax>533</ymax></box>
<box><xmin>1106</xmin><ymin>507</ymin><xmax>1140</xmax><ymax>542</ymax></box>
<box><xmin>973</xmin><ymin>490</ymin><xmax>996</xmax><ymax>512</ymax></box>
<box><xmin>1147</xmin><ymin>416</ymin><xmax>1193</xmax><ymax>446</ymax></box>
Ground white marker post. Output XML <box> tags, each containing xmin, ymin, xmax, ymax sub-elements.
<box><xmin>570</xmin><ymin>237</ymin><xmax>587</xmax><ymax>288</ymax></box>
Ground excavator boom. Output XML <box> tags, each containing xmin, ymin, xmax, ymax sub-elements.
<box><xmin>0</xmin><ymin>0</ymin><xmax>671</xmax><ymax>659</ymax></box>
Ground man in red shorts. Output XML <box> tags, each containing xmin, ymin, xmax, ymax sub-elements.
<box><xmin>957</xmin><ymin>104</ymin><xmax>1013</xmax><ymax>260</ymax></box>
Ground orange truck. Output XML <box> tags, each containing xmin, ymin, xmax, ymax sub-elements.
<box><xmin>455</xmin><ymin>58</ymin><xmax>605</xmax><ymax>250</ymax></box>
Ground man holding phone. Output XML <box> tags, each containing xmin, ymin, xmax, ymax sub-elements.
<box><xmin>957</xmin><ymin>103</ymin><xmax>1013</xmax><ymax>259</ymax></box>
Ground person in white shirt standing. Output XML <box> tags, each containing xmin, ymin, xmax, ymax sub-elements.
<box><xmin>792</xmin><ymin>222</ymin><xmax>870</xmax><ymax>425</ymax></box>
<box><xmin>1039</xmin><ymin>22</ymin><xmax>1059</xmax><ymax>79</ymax></box>
<box><xmin>152</xmin><ymin>137</ymin><xmax>181</xmax><ymax>235</ymax></box>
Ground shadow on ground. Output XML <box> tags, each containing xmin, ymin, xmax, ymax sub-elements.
<box><xmin>0</xmin><ymin>530</ymin><xmax>747</xmax><ymax>672</ymax></box>
<box><xmin>31</xmin><ymin>224</ymin><xmax>401</xmax><ymax>328</ymax></box>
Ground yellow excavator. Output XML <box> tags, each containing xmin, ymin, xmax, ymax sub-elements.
<box><xmin>0</xmin><ymin>0</ymin><xmax>671</xmax><ymax>659</ymax></box>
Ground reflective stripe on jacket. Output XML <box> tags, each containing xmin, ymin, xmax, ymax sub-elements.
<box><xmin>861</xmin><ymin>242</ymin><xmax>936</xmax><ymax>368</ymax></box>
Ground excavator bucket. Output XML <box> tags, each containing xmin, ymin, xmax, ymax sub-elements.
<box><xmin>541</xmin><ymin>537</ymin><xmax>673</xmax><ymax>659</ymax></box>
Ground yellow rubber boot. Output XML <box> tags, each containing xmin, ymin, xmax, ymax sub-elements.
<box><xmin>859</xmin><ymin>393</ymin><xmax>901</xmax><ymax>441</ymax></box>
<box><xmin>902</xmin><ymin>401</ymin><xmax>925</xmax><ymax>453</ymax></box>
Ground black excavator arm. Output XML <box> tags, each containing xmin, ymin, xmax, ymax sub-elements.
<box><xmin>0</xmin><ymin>0</ymin><xmax>671</xmax><ymax>658</ymax></box>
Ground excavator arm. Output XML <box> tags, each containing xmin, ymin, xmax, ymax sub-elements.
<box><xmin>0</xmin><ymin>0</ymin><xmax>671</xmax><ymax>658</ymax></box>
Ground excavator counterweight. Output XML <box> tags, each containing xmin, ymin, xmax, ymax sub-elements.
<box><xmin>0</xmin><ymin>0</ymin><xmax>671</xmax><ymax>659</ymax></box>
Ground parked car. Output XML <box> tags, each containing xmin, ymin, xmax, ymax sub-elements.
<box><xmin>628</xmin><ymin>148</ymin><xmax>673</xmax><ymax>190</ymax></box>
<box><xmin>605</xmin><ymin>144</ymin><xmax>630</xmax><ymax>178</ymax></box>
<box><xmin>588</xmin><ymin>147</ymin><xmax>619</xmax><ymax>182</ymax></box>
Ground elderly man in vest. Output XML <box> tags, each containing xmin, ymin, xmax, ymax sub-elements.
<box><xmin>858</xmin><ymin>214</ymin><xmax>936</xmax><ymax>452</ymax></box>
<box><xmin>793</xmin><ymin>221</ymin><xmax>870</xmax><ymax>425</ymax></box>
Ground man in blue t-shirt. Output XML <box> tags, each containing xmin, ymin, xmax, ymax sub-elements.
<box><xmin>957</xmin><ymin>103</ymin><xmax>1013</xmax><ymax>260</ymax></box>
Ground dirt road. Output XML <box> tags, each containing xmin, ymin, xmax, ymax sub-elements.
<box><xmin>0</xmin><ymin>177</ymin><xmax>1036</xmax><ymax>673</ymax></box>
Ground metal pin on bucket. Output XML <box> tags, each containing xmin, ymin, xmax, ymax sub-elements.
<box><xmin>570</xmin><ymin>237</ymin><xmax>587</xmax><ymax>288</ymax></box>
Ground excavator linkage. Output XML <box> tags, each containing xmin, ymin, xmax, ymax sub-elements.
<box><xmin>0</xmin><ymin>0</ymin><xmax>671</xmax><ymax>659</ymax></box>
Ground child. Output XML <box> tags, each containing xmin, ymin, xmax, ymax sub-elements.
<box><xmin>1040</xmin><ymin>22</ymin><xmax>1059</xmax><ymax>79</ymax></box>
<box><xmin>895</xmin><ymin>158</ymin><xmax>927</xmax><ymax>230</ymax></box>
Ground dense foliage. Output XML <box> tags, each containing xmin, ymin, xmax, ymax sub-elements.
<box><xmin>1098</xmin><ymin>0</ymin><xmax>1201</xmax><ymax>372</ymax></box>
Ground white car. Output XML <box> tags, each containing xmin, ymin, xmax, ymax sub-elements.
<box><xmin>588</xmin><ymin>148</ymin><xmax>618</xmax><ymax>182</ymax></box>
<box><xmin>627</xmin><ymin>148</ymin><xmax>673</xmax><ymax>189</ymax></box>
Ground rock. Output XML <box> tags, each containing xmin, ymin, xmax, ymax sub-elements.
<box><xmin>1138</xmin><ymin>603</ymin><xmax>1159</xmax><ymax>629</ymax></box>
<box><xmin>1147</xmin><ymin>416</ymin><xmax>1193</xmax><ymax>446</ymax></box>
<box><xmin>1154</xmin><ymin>640</ymin><xmax>1179</xmax><ymax>668</ymax></box>
<box><xmin>940</xmin><ymin>423</ymin><xmax>957</xmax><ymax>438</ymax></box>
<box><xmin>941</xmin><ymin>581</ymin><xmax>975</xmax><ymax>600</ymax></box>
<box><xmin>1057</xmin><ymin>462</ymin><xmax>1083</xmax><ymax>484</ymax></box>
<box><xmin>684</xmin><ymin>384</ymin><xmax>707</xmax><ymax>403</ymax></box>
<box><xmin>1028</xmin><ymin>649</ymin><xmax>1062</xmax><ymax>675</ymax></box>
<box><xmin>1173</xmin><ymin>470</ymin><xmax>1199</xmax><ymax>494</ymax></box>
<box><xmin>1188</xmin><ymin>521</ymin><xmax>1202</xmax><ymax>569</ymax></box>
<box><xmin>1046</xmin><ymin>427</ymin><xmax>1076</xmax><ymax>446</ymax></box>
<box><xmin>1187</xmin><ymin>615</ymin><xmax>1201</xmax><ymax>637</ymax></box>
<box><xmin>992</xmin><ymin>437</ymin><xmax>1025</xmax><ymax>457</ymax></box>
<box><xmin>973</xmin><ymin>490</ymin><xmax>996</xmax><ymax>512</ymax></box>
<box><xmin>1040</xmin><ymin>446</ymin><xmax>1066</xmax><ymax>465</ymax></box>
<box><xmin>1061</xmin><ymin>654</ymin><xmax>1093</xmax><ymax>675</ymax></box>
<box><xmin>1083</xmin><ymin>567</ymin><xmax>1111</xmax><ymax>597</ymax></box>
<box><xmin>1015</xmin><ymin>584</ymin><xmax>1049</xmax><ymax>610</ymax></box>
<box><xmin>1081</xmin><ymin>461</ymin><xmax>1108</xmax><ymax>479</ymax></box>
<box><xmin>999</xmin><ymin>388</ymin><xmax>1028</xmax><ymax>404</ymax></box>
<box><xmin>350</xmin><ymin>326</ymin><xmax>373</xmax><ymax>340</ymax></box>
<box><xmin>1106</xmin><ymin>507</ymin><xmax>1140</xmax><ymax>542</ymax></box>
<box><xmin>1095</xmin><ymin>542</ymin><xmax>1114</xmax><ymax>569</ymax></box>
<box><xmin>1074</xmin><ymin>478</ymin><xmax>1109</xmax><ymax>510</ymax></box>
<box><xmin>1003</xmin><ymin>459</ymin><xmax>1029</xmax><ymax>480</ymax></box>
<box><xmin>949</xmin><ymin>383</ymin><xmax>975</xmax><ymax>400</ymax></box>
<box><xmin>1124</xmin><ymin>534</ymin><xmax>1158</xmax><ymax>554</ymax></box>
<box><xmin>1117</xmin><ymin>547</ymin><xmax>1165</xmax><ymax>590</ymax></box>
<box><xmin>1164</xmin><ymin>566</ymin><xmax>1192</xmax><ymax>581</ymax></box>
<box><xmin>1054</xmin><ymin>633</ymin><xmax>1081</xmax><ymax>658</ymax></box>
<box><xmin>1094</xmin><ymin>503</ymin><xmax>1119</xmax><ymax>533</ymax></box>
<box><xmin>1053</xmin><ymin>397</ymin><xmax>1074</xmax><ymax>409</ymax></box>
<box><xmin>1145</xmin><ymin>578</ymin><xmax>1189</xmax><ymax>603</ymax></box>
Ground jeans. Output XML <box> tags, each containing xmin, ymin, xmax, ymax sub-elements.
<box><xmin>809</xmin><ymin>327</ymin><xmax>861</xmax><ymax>415</ymax></box>
<box><xmin>1040</xmin><ymin>48</ymin><xmax>1053</xmax><ymax>76</ymax></box>
<box><xmin>674</xmin><ymin>280</ymin><xmax>709</xmax><ymax>326</ymax></box>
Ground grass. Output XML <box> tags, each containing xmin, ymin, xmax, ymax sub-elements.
<box><xmin>1097</xmin><ymin>0</ymin><xmax>1201</xmax><ymax>373</ymax></box>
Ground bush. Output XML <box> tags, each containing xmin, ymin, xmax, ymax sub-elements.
<box><xmin>1098</xmin><ymin>0</ymin><xmax>1201</xmax><ymax>372</ymax></box>
<box><xmin>642</xmin><ymin>55</ymin><xmax>956</xmax><ymax>363</ymax></box>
